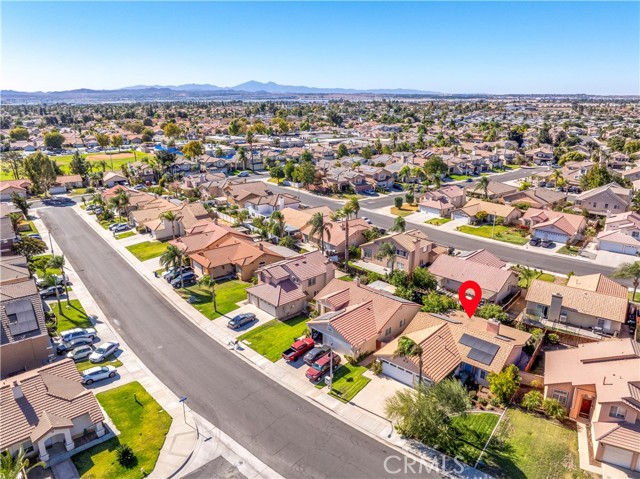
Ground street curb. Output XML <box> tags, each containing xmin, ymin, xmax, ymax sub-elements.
<box><xmin>70</xmin><ymin>205</ymin><xmax>492</xmax><ymax>479</ymax></box>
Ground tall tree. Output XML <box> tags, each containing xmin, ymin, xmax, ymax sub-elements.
<box><xmin>393</xmin><ymin>336</ymin><xmax>424</xmax><ymax>386</ymax></box>
<box><xmin>614</xmin><ymin>261</ymin><xmax>640</xmax><ymax>301</ymax></box>
<box><xmin>44</xmin><ymin>130</ymin><xmax>65</xmax><ymax>149</ymax></box>
<box><xmin>69</xmin><ymin>150</ymin><xmax>89</xmax><ymax>177</ymax></box>
<box><xmin>347</xmin><ymin>197</ymin><xmax>360</xmax><ymax>218</ymax></box>
<box><xmin>268</xmin><ymin>210</ymin><xmax>286</xmax><ymax>239</ymax></box>
<box><xmin>305</xmin><ymin>212</ymin><xmax>331</xmax><ymax>253</ymax></box>
<box><xmin>160</xmin><ymin>245</ymin><xmax>186</xmax><ymax>288</ymax></box>
<box><xmin>159</xmin><ymin>210</ymin><xmax>179</xmax><ymax>239</ymax></box>
<box><xmin>95</xmin><ymin>132</ymin><xmax>110</xmax><ymax>152</ymax></box>
<box><xmin>47</xmin><ymin>255</ymin><xmax>70</xmax><ymax>306</ymax></box>
<box><xmin>474</xmin><ymin>176</ymin><xmax>491</xmax><ymax>199</ymax></box>
<box><xmin>332</xmin><ymin>204</ymin><xmax>355</xmax><ymax>267</ymax></box>
<box><xmin>11</xmin><ymin>192</ymin><xmax>29</xmax><ymax>216</ymax></box>
<box><xmin>391</xmin><ymin>216</ymin><xmax>406</xmax><ymax>233</ymax></box>
<box><xmin>198</xmin><ymin>274</ymin><xmax>217</xmax><ymax>312</ymax></box>
<box><xmin>23</xmin><ymin>152</ymin><xmax>56</xmax><ymax>195</ymax></box>
<box><xmin>0</xmin><ymin>447</ymin><xmax>45</xmax><ymax>479</ymax></box>
<box><xmin>1</xmin><ymin>151</ymin><xmax>24</xmax><ymax>179</ymax></box>
<box><xmin>375</xmin><ymin>241</ymin><xmax>397</xmax><ymax>273</ymax></box>
<box><xmin>182</xmin><ymin>140</ymin><xmax>205</xmax><ymax>171</ymax></box>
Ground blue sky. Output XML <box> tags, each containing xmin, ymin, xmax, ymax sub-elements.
<box><xmin>2</xmin><ymin>2</ymin><xmax>638</xmax><ymax>94</ymax></box>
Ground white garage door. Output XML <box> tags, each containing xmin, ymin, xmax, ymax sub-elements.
<box><xmin>382</xmin><ymin>360</ymin><xmax>415</xmax><ymax>386</ymax></box>
<box><xmin>600</xmin><ymin>241</ymin><xmax>625</xmax><ymax>254</ymax></box>
<box><xmin>452</xmin><ymin>212</ymin><xmax>469</xmax><ymax>223</ymax></box>
<box><xmin>533</xmin><ymin>230</ymin><xmax>568</xmax><ymax>243</ymax></box>
<box><xmin>602</xmin><ymin>445</ymin><xmax>633</xmax><ymax>469</ymax></box>
<box><xmin>421</xmin><ymin>206</ymin><xmax>441</xmax><ymax>216</ymax></box>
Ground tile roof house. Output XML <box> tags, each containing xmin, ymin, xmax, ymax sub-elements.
<box><xmin>452</xmin><ymin>199</ymin><xmax>522</xmax><ymax>225</ymax></box>
<box><xmin>597</xmin><ymin>211</ymin><xmax>640</xmax><ymax>256</ymax></box>
<box><xmin>245</xmin><ymin>193</ymin><xmax>300</xmax><ymax>218</ymax></box>
<box><xmin>189</xmin><ymin>237</ymin><xmax>285</xmax><ymax>282</ymax></box>
<box><xmin>1</xmin><ymin>279</ymin><xmax>52</xmax><ymax>378</ymax></box>
<box><xmin>223</xmin><ymin>181</ymin><xmax>272</xmax><ymax>208</ymax></box>
<box><xmin>246</xmin><ymin>251</ymin><xmax>336</xmax><ymax>319</ymax></box>
<box><xmin>169</xmin><ymin>221</ymin><xmax>253</xmax><ymax>255</ymax></box>
<box><xmin>301</xmin><ymin>218</ymin><xmax>371</xmax><ymax>256</ymax></box>
<box><xmin>376</xmin><ymin>311</ymin><xmax>530</xmax><ymax>387</ymax></box>
<box><xmin>574</xmin><ymin>182</ymin><xmax>632</xmax><ymax>216</ymax></box>
<box><xmin>543</xmin><ymin>339</ymin><xmax>640</xmax><ymax>472</ymax></box>
<box><xmin>308</xmin><ymin>279</ymin><xmax>421</xmax><ymax>356</ymax></box>
<box><xmin>524</xmin><ymin>274</ymin><xmax>628</xmax><ymax>339</ymax></box>
<box><xmin>360</xmin><ymin>229</ymin><xmax>443</xmax><ymax>274</ymax></box>
<box><xmin>280</xmin><ymin>206</ymin><xmax>333</xmax><ymax>232</ymax></box>
<box><xmin>0</xmin><ymin>179</ymin><xmax>31</xmax><ymax>202</ymax></box>
<box><xmin>428</xmin><ymin>252</ymin><xmax>519</xmax><ymax>304</ymax></box>
<box><xmin>502</xmin><ymin>187</ymin><xmax>567</xmax><ymax>210</ymax></box>
<box><xmin>418</xmin><ymin>185</ymin><xmax>466</xmax><ymax>217</ymax></box>
<box><xmin>521</xmin><ymin>208</ymin><xmax>587</xmax><ymax>244</ymax></box>
<box><xmin>0</xmin><ymin>254</ymin><xmax>30</xmax><ymax>286</ymax></box>
<box><xmin>0</xmin><ymin>359</ymin><xmax>106</xmax><ymax>462</ymax></box>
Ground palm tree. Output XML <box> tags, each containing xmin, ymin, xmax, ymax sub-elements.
<box><xmin>236</xmin><ymin>209</ymin><xmax>250</xmax><ymax>224</ymax></box>
<box><xmin>376</xmin><ymin>242</ymin><xmax>397</xmax><ymax>273</ymax></box>
<box><xmin>47</xmin><ymin>255</ymin><xmax>70</xmax><ymax>305</ymax></box>
<box><xmin>1</xmin><ymin>447</ymin><xmax>45</xmax><ymax>479</ymax></box>
<box><xmin>347</xmin><ymin>197</ymin><xmax>360</xmax><ymax>218</ymax></box>
<box><xmin>160</xmin><ymin>245</ymin><xmax>186</xmax><ymax>289</ymax></box>
<box><xmin>246</xmin><ymin>130</ymin><xmax>256</xmax><ymax>172</ymax></box>
<box><xmin>159</xmin><ymin>210</ymin><xmax>179</xmax><ymax>239</ymax></box>
<box><xmin>393</xmin><ymin>336</ymin><xmax>424</xmax><ymax>386</ymax></box>
<box><xmin>551</xmin><ymin>169</ymin><xmax>564</xmax><ymax>187</ymax></box>
<box><xmin>305</xmin><ymin>212</ymin><xmax>331</xmax><ymax>253</ymax></box>
<box><xmin>398</xmin><ymin>165</ymin><xmax>411</xmax><ymax>183</ymax></box>
<box><xmin>614</xmin><ymin>261</ymin><xmax>640</xmax><ymax>301</ymax></box>
<box><xmin>198</xmin><ymin>274</ymin><xmax>217</xmax><ymax>312</ymax></box>
<box><xmin>42</xmin><ymin>273</ymin><xmax>62</xmax><ymax>311</ymax></box>
<box><xmin>98</xmin><ymin>160</ymin><xmax>108</xmax><ymax>172</ymax></box>
<box><xmin>91</xmin><ymin>193</ymin><xmax>104</xmax><ymax>207</ymax></box>
<box><xmin>236</xmin><ymin>147</ymin><xmax>248</xmax><ymax>171</ymax></box>
<box><xmin>332</xmin><ymin>204</ymin><xmax>355</xmax><ymax>268</ymax></box>
<box><xmin>411</xmin><ymin>166</ymin><xmax>424</xmax><ymax>183</ymax></box>
<box><xmin>515</xmin><ymin>265</ymin><xmax>539</xmax><ymax>289</ymax></box>
<box><xmin>268</xmin><ymin>210</ymin><xmax>286</xmax><ymax>239</ymax></box>
<box><xmin>391</xmin><ymin>216</ymin><xmax>406</xmax><ymax>233</ymax></box>
<box><xmin>116</xmin><ymin>189</ymin><xmax>130</xmax><ymax>217</ymax></box>
<box><xmin>8</xmin><ymin>212</ymin><xmax>22</xmax><ymax>233</ymax></box>
<box><xmin>474</xmin><ymin>176</ymin><xmax>491</xmax><ymax>199</ymax></box>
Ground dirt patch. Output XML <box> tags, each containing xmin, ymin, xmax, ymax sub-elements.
<box><xmin>88</xmin><ymin>152</ymin><xmax>139</xmax><ymax>161</ymax></box>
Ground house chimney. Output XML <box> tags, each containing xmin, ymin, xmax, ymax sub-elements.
<box><xmin>12</xmin><ymin>381</ymin><xmax>23</xmax><ymax>400</ymax></box>
<box><xmin>549</xmin><ymin>293</ymin><xmax>563</xmax><ymax>321</ymax></box>
<box><xmin>258</xmin><ymin>243</ymin><xmax>263</xmax><ymax>251</ymax></box>
<box><xmin>355</xmin><ymin>276</ymin><xmax>361</xmax><ymax>287</ymax></box>
<box><xmin>278</xmin><ymin>196</ymin><xmax>285</xmax><ymax>211</ymax></box>
<box><xmin>486</xmin><ymin>318</ymin><xmax>501</xmax><ymax>336</ymax></box>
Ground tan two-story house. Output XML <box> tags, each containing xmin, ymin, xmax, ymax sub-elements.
<box><xmin>360</xmin><ymin>229</ymin><xmax>442</xmax><ymax>274</ymax></box>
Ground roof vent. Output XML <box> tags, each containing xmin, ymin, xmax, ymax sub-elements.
<box><xmin>12</xmin><ymin>381</ymin><xmax>23</xmax><ymax>400</ymax></box>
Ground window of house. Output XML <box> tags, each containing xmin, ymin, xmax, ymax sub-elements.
<box><xmin>385</xmin><ymin>327</ymin><xmax>391</xmax><ymax>335</ymax></box>
<box><xmin>609</xmin><ymin>405</ymin><xmax>626</xmax><ymax>419</ymax></box>
<box><xmin>363</xmin><ymin>249</ymin><xmax>372</xmax><ymax>259</ymax></box>
<box><xmin>396</xmin><ymin>262</ymin><xmax>404</xmax><ymax>270</ymax></box>
<box><xmin>614</xmin><ymin>205</ymin><xmax>619</xmax><ymax>209</ymax></box>
<box><xmin>479</xmin><ymin>370</ymin><xmax>486</xmax><ymax>380</ymax></box>
<box><xmin>552</xmin><ymin>389</ymin><xmax>568</xmax><ymax>406</ymax></box>
<box><xmin>399</xmin><ymin>319</ymin><xmax>405</xmax><ymax>328</ymax></box>
<box><xmin>604</xmin><ymin>204</ymin><xmax>609</xmax><ymax>208</ymax></box>
<box><xmin>308</xmin><ymin>277</ymin><xmax>316</xmax><ymax>286</ymax></box>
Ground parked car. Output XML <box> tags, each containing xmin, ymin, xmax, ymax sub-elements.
<box><xmin>81</xmin><ymin>365</ymin><xmax>117</xmax><ymax>385</ymax></box>
<box><xmin>227</xmin><ymin>313</ymin><xmax>257</xmax><ymax>330</ymax></box>
<box><xmin>89</xmin><ymin>341</ymin><xmax>120</xmax><ymax>363</ymax></box>
<box><xmin>56</xmin><ymin>337</ymin><xmax>93</xmax><ymax>355</ymax></box>
<box><xmin>238</xmin><ymin>171</ymin><xmax>250</xmax><ymax>177</ymax></box>
<box><xmin>26</xmin><ymin>233</ymin><xmax>43</xmax><ymax>240</ymax></box>
<box><xmin>529</xmin><ymin>237</ymin><xmax>541</xmax><ymax>247</ymax></box>
<box><xmin>113</xmin><ymin>223</ymin><xmax>131</xmax><ymax>233</ymax></box>
<box><xmin>282</xmin><ymin>338</ymin><xmax>315</xmax><ymax>362</ymax></box>
<box><xmin>305</xmin><ymin>353</ymin><xmax>341</xmax><ymax>382</ymax></box>
<box><xmin>67</xmin><ymin>345</ymin><xmax>94</xmax><ymax>361</ymax></box>
<box><xmin>362</xmin><ymin>217</ymin><xmax>372</xmax><ymax>224</ymax></box>
<box><xmin>40</xmin><ymin>285</ymin><xmax>65</xmax><ymax>298</ymax></box>
<box><xmin>170</xmin><ymin>272</ymin><xmax>196</xmax><ymax>288</ymax></box>
<box><xmin>541</xmin><ymin>239</ymin><xmax>555</xmax><ymax>248</ymax></box>
<box><xmin>108</xmin><ymin>223</ymin><xmax>122</xmax><ymax>231</ymax></box>
<box><xmin>165</xmin><ymin>268</ymin><xmax>193</xmax><ymax>283</ymax></box>
<box><xmin>35</xmin><ymin>274</ymin><xmax>64</xmax><ymax>288</ymax></box>
<box><xmin>303</xmin><ymin>345</ymin><xmax>331</xmax><ymax>366</ymax></box>
<box><xmin>59</xmin><ymin>327</ymin><xmax>97</xmax><ymax>343</ymax></box>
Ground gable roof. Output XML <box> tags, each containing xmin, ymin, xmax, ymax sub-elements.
<box><xmin>566</xmin><ymin>274</ymin><xmax>628</xmax><ymax>298</ymax></box>
<box><xmin>428</xmin><ymin>254</ymin><xmax>516</xmax><ymax>294</ymax></box>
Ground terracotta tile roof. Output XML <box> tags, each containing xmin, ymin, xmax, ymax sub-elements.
<box><xmin>259</xmin><ymin>250</ymin><xmax>330</xmax><ymax>282</ymax></box>
<box><xmin>429</xmin><ymin>254</ymin><xmax>516</xmax><ymax>294</ymax></box>
<box><xmin>458</xmin><ymin>199</ymin><xmax>519</xmax><ymax>219</ymax></box>
<box><xmin>190</xmin><ymin>239</ymin><xmax>282</xmax><ymax>269</ymax></box>
<box><xmin>526</xmin><ymin>279</ymin><xmax>627</xmax><ymax>323</ymax></box>
<box><xmin>593</xmin><ymin>422</ymin><xmax>640</xmax><ymax>452</ymax></box>
<box><xmin>0</xmin><ymin>359</ymin><xmax>104</xmax><ymax>449</ymax></box>
<box><xmin>246</xmin><ymin>279</ymin><xmax>306</xmax><ymax>307</ymax></box>
<box><xmin>324</xmin><ymin>301</ymin><xmax>379</xmax><ymax>346</ymax></box>
<box><xmin>597</xmin><ymin>230</ymin><xmax>640</xmax><ymax>247</ymax></box>
<box><xmin>566</xmin><ymin>274</ymin><xmax>628</xmax><ymax>298</ymax></box>
<box><xmin>0</xmin><ymin>255</ymin><xmax>30</xmax><ymax>285</ymax></box>
<box><xmin>281</xmin><ymin>206</ymin><xmax>333</xmax><ymax>230</ymax></box>
<box><xmin>459</xmin><ymin>249</ymin><xmax>506</xmax><ymax>269</ymax></box>
<box><xmin>170</xmin><ymin>224</ymin><xmax>252</xmax><ymax>254</ymax></box>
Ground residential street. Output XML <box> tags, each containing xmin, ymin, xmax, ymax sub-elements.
<box><xmin>39</xmin><ymin>206</ymin><xmax>441</xmax><ymax>479</ymax></box>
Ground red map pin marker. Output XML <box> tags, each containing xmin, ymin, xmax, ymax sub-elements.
<box><xmin>458</xmin><ymin>280</ymin><xmax>482</xmax><ymax>318</ymax></box>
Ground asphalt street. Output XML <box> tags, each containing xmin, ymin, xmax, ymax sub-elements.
<box><xmin>39</xmin><ymin>206</ymin><xmax>440</xmax><ymax>479</ymax></box>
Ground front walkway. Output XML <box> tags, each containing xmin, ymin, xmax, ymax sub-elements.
<box><xmin>69</xmin><ymin>203</ymin><xmax>492</xmax><ymax>479</ymax></box>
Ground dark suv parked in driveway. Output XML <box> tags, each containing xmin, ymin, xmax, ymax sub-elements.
<box><xmin>303</xmin><ymin>345</ymin><xmax>331</xmax><ymax>366</ymax></box>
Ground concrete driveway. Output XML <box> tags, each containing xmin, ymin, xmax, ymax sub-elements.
<box><xmin>211</xmin><ymin>302</ymin><xmax>274</xmax><ymax>339</ymax></box>
<box><xmin>351</xmin><ymin>371</ymin><xmax>411</xmax><ymax>419</ymax></box>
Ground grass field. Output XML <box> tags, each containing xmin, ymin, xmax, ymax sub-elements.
<box><xmin>238</xmin><ymin>315</ymin><xmax>309</xmax><ymax>362</ymax></box>
<box><xmin>481</xmin><ymin>408</ymin><xmax>589</xmax><ymax>479</ymax></box>
<box><xmin>178</xmin><ymin>280</ymin><xmax>250</xmax><ymax>320</ymax></box>
<box><xmin>31</xmin><ymin>254</ymin><xmax>62</xmax><ymax>277</ymax></box>
<box><xmin>458</xmin><ymin>225</ymin><xmax>529</xmax><ymax>246</ymax></box>
<box><xmin>517</xmin><ymin>271</ymin><xmax>556</xmax><ymax>288</ymax></box>
<box><xmin>450</xmin><ymin>413</ymin><xmax>500</xmax><ymax>465</ymax></box>
<box><xmin>317</xmin><ymin>363</ymin><xmax>371</xmax><ymax>402</ymax></box>
<box><xmin>425</xmin><ymin>217</ymin><xmax>452</xmax><ymax>226</ymax></box>
<box><xmin>115</xmin><ymin>231</ymin><xmax>136</xmax><ymax>240</ymax></box>
<box><xmin>125</xmin><ymin>241</ymin><xmax>168</xmax><ymax>261</ymax></box>
<box><xmin>72</xmin><ymin>382</ymin><xmax>172</xmax><ymax>479</ymax></box>
<box><xmin>391</xmin><ymin>204</ymin><xmax>418</xmax><ymax>217</ymax></box>
<box><xmin>50</xmin><ymin>299</ymin><xmax>93</xmax><ymax>331</ymax></box>
<box><xmin>557</xmin><ymin>245</ymin><xmax>580</xmax><ymax>256</ymax></box>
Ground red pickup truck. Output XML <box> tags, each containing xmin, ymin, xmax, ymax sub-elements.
<box><xmin>282</xmin><ymin>338</ymin><xmax>315</xmax><ymax>362</ymax></box>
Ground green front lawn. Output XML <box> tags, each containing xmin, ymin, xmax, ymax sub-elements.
<box><xmin>629</xmin><ymin>291</ymin><xmax>640</xmax><ymax>302</ymax></box>
<box><xmin>99</xmin><ymin>218</ymin><xmax>128</xmax><ymax>229</ymax></box>
<box><xmin>115</xmin><ymin>231</ymin><xmax>136</xmax><ymax>240</ymax></box>
<box><xmin>51</xmin><ymin>299</ymin><xmax>93</xmax><ymax>331</ymax></box>
<box><xmin>317</xmin><ymin>363</ymin><xmax>371</xmax><ymax>402</ymax></box>
<box><xmin>20</xmin><ymin>220</ymin><xmax>39</xmax><ymax>234</ymax></box>
<box><xmin>458</xmin><ymin>225</ymin><xmax>529</xmax><ymax>246</ymax></box>
<box><xmin>481</xmin><ymin>408</ymin><xmax>589</xmax><ymax>479</ymax></box>
<box><xmin>72</xmin><ymin>381</ymin><xmax>172</xmax><ymax>479</ymax></box>
<box><xmin>425</xmin><ymin>217</ymin><xmax>452</xmax><ymax>226</ymax></box>
<box><xmin>557</xmin><ymin>245</ymin><xmax>580</xmax><ymax>256</ymax></box>
<box><xmin>450</xmin><ymin>413</ymin><xmax>500</xmax><ymax>466</ymax></box>
<box><xmin>179</xmin><ymin>280</ymin><xmax>250</xmax><ymax>320</ymax></box>
<box><xmin>76</xmin><ymin>355</ymin><xmax>123</xmax><ymax>372</ymax></box>
<box><xmin>238</xmin><ymin>315</ymin><xmax>309</xmax><ymax>362</ymax></box>
<box><xmin>31</xmin><ymin>254</ymin><xmax>62</xmax><ymax>277</ymax></box>
<box><xmin>517</xmin><ymin>271</ymin><xmax>556</xmax><ymax>288</ymax></box>
<box><xmin>391</xmin><ymin>204</ymin><xmax>418</xmax><ymax>217</ymax></box>
<box><xmin>125</xmin><ymin>241</ymin><xmax>168</xmax><ymax>261</ymax></box>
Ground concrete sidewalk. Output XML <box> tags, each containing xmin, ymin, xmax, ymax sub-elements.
<box><xmin>34</xmin><ymin>209</ymin><xmax>281</xmax><ymax>479</ymax></box>
<box><xmin>70</xmin><ymin>204</ymin><xmax>492</xmax><ymax>479</ymax></box>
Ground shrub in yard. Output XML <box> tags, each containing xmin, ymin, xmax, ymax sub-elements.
<box><xmin>547</xmin><ymin>333</ymin><xmax>560</xmax><ymax>344</ymax></box>
<box><xmin>370</xmin><ymin>360</ymin><xmax>383</xmax><ymax>376</ymax></box>
<box><xmin>468</xmin><ymin>390</ymin><xmax>477</xmax><ymax>401</ymax></box>
<box><xmin>477</xmin><ymin>396</ymin><xmax>488</xmax><ymax>406</ymax></box>
<box><xmin>542</xmin><ymin>398</ymin><xmax>566</xmax><ymax>420</ymax></box>
<box><xmin>488</xmin><ymin>364</ymin><xmax>520</xmax><ymax>405</ymax></box>
<box><xmin>475</xmin><ymin>304</ymin><xmax>512</xmax><ymax>325</ymax></box>
<box><xmin>394</xmin><ymin>197</ymin><xmax>403</xmax><ymax>209</ymax></box>
<box><xmin>344</xmin><ymin>355</ymin><xmax>358</xmax><ymax>366</ymax></box>
<box><xmin>116</xmin><ymin>444</ymin><xmax>136</xmax><ymax>468</ymax></box>
<box><xmin>85</xmin><ymin>187</ymin><xmax>95</xmax><ymax>194</ymax></box>
<box><xmin>521</xmin><ymin>390</ymin><xmax>543</xmax><ymax>412</ymax></box>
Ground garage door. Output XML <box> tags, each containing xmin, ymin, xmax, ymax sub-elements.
<box><xmin>601</xmin><ymin>445</ymin><xmax>633</xmax><ymax>469</ymax></box>
<box><xmin>381</xmin><ymin>360</ymin><xmax>415</xmax><ymax>387</ymax></box>
<box><xmin>600</xmin><ymin>241</ymin><xmax>625</xmax><ymax>254</ymax></box>
<box><xmin>452</xmin><ymin>212</ymin><xmax>468</xmax><ymax>223</ymax></box>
